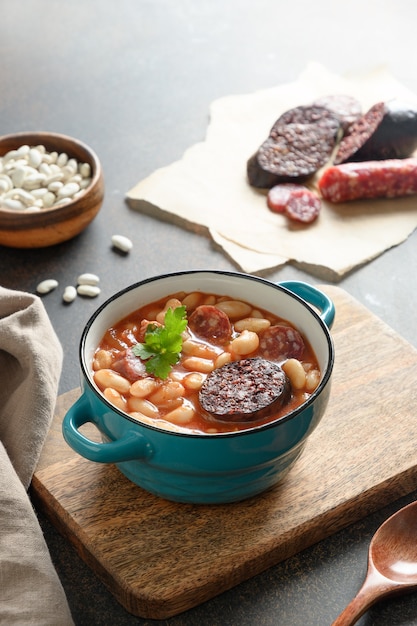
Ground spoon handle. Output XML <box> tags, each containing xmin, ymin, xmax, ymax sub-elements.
<box><xmin>331</xmin><ymin>577</ymin><xmax>384</xmax><ymax>626</ymax></box>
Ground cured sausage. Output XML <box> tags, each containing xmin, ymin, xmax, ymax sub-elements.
<box><xmin>199</xmin><ymin>357</ymin><xmax>291</xmax><ymax>422</ymax></box>
<box><xmin>188</xmin><ymin>305</ymin><xmax>232</xmax><ymax>345</ymax></box>
<box><xmin>112</xmin><ymin>347</ymin><xmax>148</xmax><ymax>382</ymax></box>
<box><xmin>318</xmin><ymin>158</ymin><xmax>417</xmax><ymax>203</ymax></box>
<box><xmin>284</xmin><ymin>187</ymin><xmax>321</xmax><ymax>223</ymax></box>
<box><xmin>334</xmin><ymin>100</ymin><xmax>417</xmax><ymax>164</ymax></box>
<box><xmin>267</xmin><ymin>183</ymin><xmax>300</xmax><ymax>213</ymax></box>
<box><xmin>258</xmin><ymin>325</ymin><xmax>305</xmax><ymax>360</ymax></box>
<box><xmin>247</xmin><ymin>105</ymin><xmax>340</xmax><ymax>188</ymax></box>
<box><xmin>267</xmin><ymin>184</ymin><xmax>321</xmax><ymax>223</ymax></box>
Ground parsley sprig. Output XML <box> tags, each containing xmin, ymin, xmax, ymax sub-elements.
<box><xmin>132</xmin><ymin>305</ymin><xmax>187</xmax><ymax>379</ymax></box>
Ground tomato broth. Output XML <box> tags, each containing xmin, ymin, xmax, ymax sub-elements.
<box><xmin>92</xmin><ymin>291</ymin><xmax>321</xmax><ymax>434</ymax></box>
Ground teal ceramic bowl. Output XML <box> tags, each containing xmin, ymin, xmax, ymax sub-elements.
<box><xmin>62</xmin><ymin>270</ymin><xmax>335</xmax><ymax>504</ymax></box>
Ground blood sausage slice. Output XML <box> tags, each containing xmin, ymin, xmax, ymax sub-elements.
<box><xmin>334</xmin><ymin>100</ymin><xmax>417</xmax><ymax>164</ymax></box>
<box><xmin>199</xmin><ymin>357</ymin><xmax>291</xmax><ymax>422</ymax></box>
<box><xmin>313</xmin><ymin>94</ymin><xmax>362</xmax><ymax>133</ymax></box>
<box><xmin>247</xmin><ymin>105</ymin><xmax>340</xmax><ymax>188</ymax></box>
<box><xmin>188</xmin><ymin>305</ymin><xmax>232</xmax><ymax>345</ymax></box>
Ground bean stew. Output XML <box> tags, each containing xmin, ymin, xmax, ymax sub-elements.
<box><xmin>92</xmin><ymin>291</ymin><xmax>321</xmax><ymax>434</ymax></box>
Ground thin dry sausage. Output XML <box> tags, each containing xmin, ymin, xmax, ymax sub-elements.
<box><xmin>258</xmin><ymin>325</ymin><xmax>305</xmax><ymax>360</ymax></box>
<box><xmin>318</xmin><ymin>158</ymin><xmax>417</xmax><ymax>203</ymax></box>
<box><xmin>188</xmin><ymin>305</ymin><xmax>232</xmax><ymax>345</ymax></box>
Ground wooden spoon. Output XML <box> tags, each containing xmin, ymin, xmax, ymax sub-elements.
<box><xmin>332</xmin><ymin>500</ymin><xmax>417</xmax><ymax>625</ymax></box>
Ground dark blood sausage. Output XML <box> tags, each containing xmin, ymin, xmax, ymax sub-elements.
<box><xmin>258</xmin><ymin>325</ymin><xmax>305</xmax><ymax>360</ymax></box>
<box><xmin>318</xmin><ymin>158</ymin><xmax>417</xmax><ymax>203</ymax></box>
<box><xmin>333</xmin><ymin>102</ymin><xmax>386</xmax><ymax>164</ymax></box>
<box><xmin>199</xmin><ymin>357</ymin><xmax>291</xmax><ymax>422</ymax></box>
<box><xmin>247</xmin><ymin>105</ymin><xmax>341</xmax><ymax>188</ymax></box>
<box><xmin>188</xmin><ymin>305</ymin><xmax>232</xmax><ymax>345</ymax></box>
<box><xmin>267</xmin><ymin>184</ymin><xmax>321</xmax><ymax>223</ymax></box>
<box><xmin>112</xmin><ymin>347</ymin><xmax>147</xmax><ymax>382</ymax></box>
<box><xmin>334</xmin><ymin>100</ymin><xmax>417</xmax><ymax>164</ymax></box>
<box><xmin>313</xmin><ymin>94</ymin><xmax>362</xmax><ymax>133</ymax></box>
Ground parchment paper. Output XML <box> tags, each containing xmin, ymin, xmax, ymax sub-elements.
<box><xmin>126</xmin><ymin>63</ymin><xmax>417</xmax><ymax>279</ymax></box>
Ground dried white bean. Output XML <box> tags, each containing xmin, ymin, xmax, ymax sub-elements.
<box><xmin>0</xmin><ymin>174</ymin><xmax>12</xmax><ymax>191</ymax></box>
<box><xmin>57</xmin><ymin>152</ymin><xmax>68</xmax><ymax>167</ymax></box>
<box><xmin>77</xmin><ymin>284</ymin><xmax>101</xmax><ymax>297</ymax></box>
<box><xmin>36</xmin><ymin>279</ymin><xmax>58</xmax><ymax>294</ymax></box>
<box><xmin>57</xmin><ymin>181</ymin><xmax>80</xmax><ymax>198</ymax></box>
<box><xmin>28</xmin><ymin>148</ymin><xmax>43</xmax><ymax>168</ymax></box>
<box><xmin>0</xmin><ymin>144</ymin><xmax>92</xmax><ymax>212</ymax></box>
<box><xmin>5</xmin><ymin>188</ymin><xmax>35</xmax><ymax>206</ymax></box>
<box><xmin>1</xmin><ymin>198</ymin><xmax>25</xmax><ymax>210</ymax></box>
<box><xmin>48</xmin><ymin>180</ymin><xmax>64</xmax><ymax>192</ymax></box>
<box><xmin>16</xmin><ymin>145</ymin><xmax>30</xmax><ymax>157</ymax></box>
<box><xmin>10</xmin><ymin>166</ymin><xmax>26</xmax><ymax>188</ymax></box>
<box><xmin>77</xmin><ymin>273</ymin><xmax>100</xmax><ymax>286</ymax></box>
<box><xmin>111</xmin><ymin>234</ymin><xmax>133</xmax><ymax>253</ymax></box>
<box><xmin>42</xmin><ymin>191</ymin><xmax>56</xmax><ymax>208</ymax></box>
<box><xmin>62</xmin><ymin>285</ymin><xmax>77</xmax><ymax>303</ymax></box>
<box><xmin>79</xmin><ymin>162</ymin><xmax>91</xmax><ymax>177</ymax></box>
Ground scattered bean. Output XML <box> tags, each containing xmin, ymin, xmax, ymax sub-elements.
<box><xmin>63</xmin><ymin>285</ymin><xmax>77</xmax><ymax>303</ymax></box>
<box><xmin>36</xmin><ymin>279</ymin><xmax>58</xmax><ymax>294</ymax></box>
<box><xmin>77</xmin><ymin>273</ymin><xmax>100</xmax><ymax>286</ymax></box>
<box><xmin>111</xmin><ymin>234</ymin><xmax>133</xmax><ymax>253</ymax></box>
<box><xmin>77</xmin><ymin>284</ymin><xmax>101</xmax><ymax>297</ymax></box>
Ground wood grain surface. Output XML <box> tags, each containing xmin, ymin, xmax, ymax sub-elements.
<box><xmin>31</xmin><ymin>285</ymin><xmax>417</xmax><ymax>619</ymax></box>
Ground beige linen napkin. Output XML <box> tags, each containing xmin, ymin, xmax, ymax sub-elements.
<box><xmin>0</xmin><ymin>287</ymin><xmax>74</xmax><ymax>625</ymax></box>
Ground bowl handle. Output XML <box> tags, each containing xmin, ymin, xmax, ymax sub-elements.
<box><xmin>278</xmin><ymin>281</ymin><xmax>335</xmax><ymax>329</ymax></box>
<box><xmin>62</xmin><ymin>393</ymin><xmax>153</xmax><ymax>463</ymax></box>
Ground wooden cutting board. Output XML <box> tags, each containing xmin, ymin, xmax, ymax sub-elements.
<box><xmin>31</xmin><ymin>285</ymin><xmax>417</xmax><ymax>620</ymax></box>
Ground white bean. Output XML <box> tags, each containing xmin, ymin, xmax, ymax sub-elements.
<box><xmin>111</xmin><ymin>234</ymin><xmax>133</xmax><ymax>253</ymax></box>
<box><xmin>282</xmin><ymin>359</ymin><xmax>306</xmax><ymax>390</ymax></box>
<box><xmin>57</xmin><ymin>181</ymin><xmax>80</xmax><ymax>198</ymax></box>
<box><xmin>130</xmin><ymin>377</ymin><xmax>159</xmax><ymax>398</ymax></box>
<box><xmin>215</xmin><ymin>300</ymin><xmax>252</xmax><ymax>319</ymax></box>
<box><xmin>63</xmin><ymin>285</ymin><xmax>77</xmax><ymax>303</ymax></box>
<box><xmin>164</xmin><ymin>402</ymin><xmax>195</xmax><ymax>425</ymax></box>
<box><xmin>77</xmin><ymin>284</ymin><xmax>101</xmax><ymax>297</ymax></box>
<box><xmin>230</xmin><ymin>330</ymin><xmax>259</xmax><ymax>355</ymax></box>
<box><xmin>234</xmin><ymin>317</ymin><xmax>271</xmax><ymax>333</ymax></box>
<box><xmin>1</xmin><ymin>198</ymin><xmax>25</xmax><ymax>210</ymax></box>
<box><xmin>28</xmin><ymin>148</ymin><xmax>43</xmax><ymax>168</ymax></box>
<box><xmin>77</xmin><ymin>272</ymin><xmax>100</xmax><ymax>286</ymax></box>
<box><xmin>182</xmin><ymin>356</ymin><xmax>214</xmax><ymax>373</ymax></box>
<box><xmin>36</xmin><ymin>278</ymin><xmax>58</xmax><ymax>294</ymax></box>
<box><xmin>0</xmin><ymin>144</ymin><xmax>91</xmax><ymax>212</ymax></box>
<box><xmin>94</xmin><ymin>369</ymin><xmax>130</xmax><ymax>394</ymax></box>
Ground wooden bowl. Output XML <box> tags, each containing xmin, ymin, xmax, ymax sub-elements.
<box><xmin>0</xmin><ymin>131</ymin><xmax>104</xmax><ymax>248</ymax></box>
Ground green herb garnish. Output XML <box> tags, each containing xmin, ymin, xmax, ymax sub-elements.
<box><xmin>132</xmin><ymin>305</ymin><xmax>187</xmax><ymax>379</ymax></box>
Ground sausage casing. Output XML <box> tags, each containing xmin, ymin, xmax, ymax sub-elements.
<box><xmin>318</xmin><ymin>158</ymin><xmax>417</xmax><ymax>203</ymax></box>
